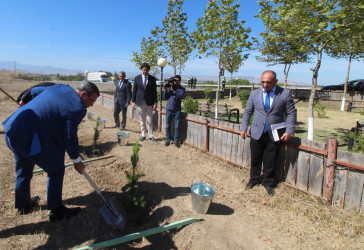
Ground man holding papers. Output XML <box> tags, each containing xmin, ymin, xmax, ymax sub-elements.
<box><xmin>240</xmin><ymin>70</ymin><xmax>296</xmax><ymax>196</ymax></box>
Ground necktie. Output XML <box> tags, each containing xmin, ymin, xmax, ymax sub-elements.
<box><xmin>264</xmin><ymin>91</ymin><xmax>270</xmax><ymax>133</ymax></box>
<box><xmin>143</xmin><ymin>77</ymin><xmax>147</xmax><ymax>90</ymax></box>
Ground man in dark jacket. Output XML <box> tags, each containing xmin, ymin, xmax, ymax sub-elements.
<box><xmin>131</xmin><ymin>63</ymin><xmax>158</xmax><ymax>142</ymax></box>
<box><xmin>114</xmin><ymin>71</ymin><xmax>131</xmax><ymax>130</ymax></box>
<box><xmin>164</xmin><ymin>75</ymin><xmax>185</xmax><ymax>148</ymax></box>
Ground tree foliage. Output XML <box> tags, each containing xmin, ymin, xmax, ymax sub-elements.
<box><xmin>192</xmin><ymin>0</ymin><xmax>252</xmax><ymax>118</ymax></box>
<box><xmin>131</xmin><ymin>37</ymin><xmax>163</xmax><ymax>76</ymax></box>
<box><xmin>257</xmin><ymin>0</ymin><xmax>343</xmax><ymax>140</ymax></box>
<box><xmin>151</xmin><ymin>0</ymin><xmax>194</xmax><ymax>75</ymax></box>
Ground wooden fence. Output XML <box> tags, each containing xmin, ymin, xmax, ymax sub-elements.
<box><xmin>96</xmin><ymin>93</ymin><xmax>364</xmax><ymax>213</ymax></box>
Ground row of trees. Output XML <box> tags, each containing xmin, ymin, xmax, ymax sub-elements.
<box><xmin>131</xmin><ymin>0</ymin><xmax>363</xmax><ymax>140</ymax></box>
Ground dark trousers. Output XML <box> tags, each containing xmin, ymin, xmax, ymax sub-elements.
<box><xmin>114</xmin><ymin>103</ymin><xmax>127</xmax><ymax>128</ymax></box>
<box><xmin>5</xmin><ymin>134</ymin><xmax>65</xmax><ymax>210</ymax></box>
<box><xmin>165</xmin><ymin>110</ymin><xmax>181</xmax><ymax>143</ymax></box>
<box><xmin>250</xmin><ymin>132</ymin><xmax>281</xmax><ymax>187</ymax></box>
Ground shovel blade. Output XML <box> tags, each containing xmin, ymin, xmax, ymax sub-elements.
<box><xmin>99</xmin><ymin>200</ymin><xmax>126</xmax><ymax>229</ymax></box>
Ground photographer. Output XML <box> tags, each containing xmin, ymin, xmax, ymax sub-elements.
<box><xmin>164</xmin><ymin>75</ymin><xmax>185</xmax><ymax>148</ymax></box>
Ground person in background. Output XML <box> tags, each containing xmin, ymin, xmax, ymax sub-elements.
<box><xmin>164</xmin><ymin>75</ymin><xmax>185</xmax><ymax>148</ymax></box>
<box><xmin>3</xmin><ymin>82</ymin><xmax>100</xmax><ymax>221</ymax></box>
<box><xmin>240</xmin><ymin>70</ymin><xmax>296</xmax><ymax>196</ymax></box>
<box><xmin>131</xmin><ymin>63</ymin><xmax>158</xmax><ymax>142</ymax></box>
<box><xmin>113</xmin><ymin>71</ymin><xmax>131</xmax><ymax>130</ymax></box>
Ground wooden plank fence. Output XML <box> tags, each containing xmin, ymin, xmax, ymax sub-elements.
<box><xmin>96</xmin><ymin>93</ymin><xmax>364</xmax><ymax>213</ymax></box>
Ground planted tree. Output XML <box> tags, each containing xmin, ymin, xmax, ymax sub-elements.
<box><xmin>92</xmin><ymin>117</ymin><xmax>101</xmax><ymax>155</ymax></box>
<box><xmin>125</xmin><ymin>141</ymin><xmax>145</xmax><ymax>210</ymax></box>
<box><xmin>192</xmin><ymin>0</ymin><xmax>252</xmax><ymax>119</ymax></box>
<box><xmin>131</xmin><ymin>37</ymin><xmax>163</xmax><ymax>76</ymax></box>
<box><xmin>151</xmin><ymin>0</ymin><xmax>194</xmax><ymax>75</ymax></box>
<box><xmin>326</xmin><ymin>0</ymin><xmax>364</xmax><ymax>111</ymax></box>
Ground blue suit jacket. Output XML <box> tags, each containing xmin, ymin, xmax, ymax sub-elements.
<box><xmin>132</xmin><ymin>74</ymin><xmax>157</xmax><ymax>106</ymax></box>
<box><xmin>240</xmin><ymin>86</ymin><xmax>296</xmax><ymax>141</ymax></box>
<box><xmin>114</xmin><ymin>80</ymin><xmax>131</xmax><ymax>106</ymax></box>
<box><xmin>2</xmin><ymin>84</ymin><xmax>86</xmax><ymax>159</ymax></box>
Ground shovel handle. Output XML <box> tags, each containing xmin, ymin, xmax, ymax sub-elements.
<box><xmin>83</xmin><ymin>170</ymin><xmax>102</xmax><ymax>196</ymax></box>
<box><xmin>0</xmin><ymin>87</ymin><xmax>18</xmax><ymax>104</ymax></box>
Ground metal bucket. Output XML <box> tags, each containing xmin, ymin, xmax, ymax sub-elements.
<box><xmin>87</xmin><ymin>112</ymin><xmax>95</xmax><ymax>120</ymax></box>
<box><xmin>117</xmin><ymin>131</ymin><xmax>130</xmax><ymax>146</ymax></box>
<box><xmin>98</xmin><ymin>118</ymin><xmax>106</xmax><ymax>130</ymax></box>
<box><xmin>191</xmin><ymin>182</ymin><xmax>215</xmax><ymax>214</ymax></box>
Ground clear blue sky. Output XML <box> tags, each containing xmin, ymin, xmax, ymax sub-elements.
<box><xmin>0</xmin><ymin>0</ymin><xmax>362</xmax><ymax>85</ymax></box>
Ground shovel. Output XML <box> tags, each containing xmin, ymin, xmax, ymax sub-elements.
<box><xmin>83</xmin><ymin>170</ymin><xmax>126</xmax><ymax>229</ymax></box>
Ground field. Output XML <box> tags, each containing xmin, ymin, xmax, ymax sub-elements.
<box><xmin>1</xmin><ymin>71</ymin><xmax>364</xmax><ymax>249</ymax></box>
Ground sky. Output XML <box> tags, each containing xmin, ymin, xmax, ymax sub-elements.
<box><xmin>0</xmin><ymin>0</ymin><xmax>362</xmax><ymax>85</ymax></box>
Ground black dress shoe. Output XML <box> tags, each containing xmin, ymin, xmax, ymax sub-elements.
<box><xmin>175</xmin><ymin>141</ymin><xmax>180</xmax><ymax>148</ymax></box>
<box><xmin>49</xmin><ymin>205</ymin><xmax>81</xmax><ymax>222</ymax></box>
<box><xmin>18</xmin><ymin>196</ymin><xmax>40</xmax><ymax>215</ymax></box>
<box><xmin>245</xmin><ymin>181</ymin><xmax>257</xmax><ymax>190</ymax></box>
<box><xmin>264</xmin><ymin>186</ymin><xmax>275</xmax><ymax>196</ymax></box>
<box><xmin>139</xmin><ymin>136</ymin><xmax>146</xmax><ymax>141</ymax></box>
<box><xmin>165</xmin><ymin>141</ymin><xmax>170</xmax><ymax>146</ymax></box>
<box><xmin>149</xmin><ymin>137</ymin><xmax>157</xmax><ymax>143</ymax></box>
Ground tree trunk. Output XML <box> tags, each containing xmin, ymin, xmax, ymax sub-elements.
<box><xmin>283</xmin><ymin>63</ymin><xmax>291</xmax><ymax>88</ymax></box>
<box><xmin>341</xmin><ymin>53</ymin><xmax>352</xmax><ymax>112</ymax></box>
<box><xmin>308</xmin><ymin>46</ymin><xmax>323</xmax><ymax>141</ymax></box>
<box><xmin>229</xmin><ymin>72</ymin><xmax>233</xmax><ymax>101</ymax></box>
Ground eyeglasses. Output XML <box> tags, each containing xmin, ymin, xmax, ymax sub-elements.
<box><xmin>87</xmin><ymin>93</ymin><xmax>97</xmax><ymax>103</ymax></box>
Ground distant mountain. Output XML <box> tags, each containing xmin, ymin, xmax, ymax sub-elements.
<box><xmin>0</xmin><ymin>61</ymin><xmax>82</xmax><ymax>75</ymax></box>
<box><xmin>0</xmin><ymin>61</ymin><xmax>310</xmax><ymax>86</ymax></box>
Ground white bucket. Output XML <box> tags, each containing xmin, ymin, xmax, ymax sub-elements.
<box><xmin>87</xmin><ymin>112</ymin><xmax>95</xmax><ymax>120</ymax></box>
<box><xmin>191</xmin><ymin>182</ymin><xmax>215</xmax><ymax>214</ymax></box>
<box><xmin>117</xmin><ymin>131</ymin><xmax>130</xmax><ymax>146</ymax></box>
<box><xmin>98</xmin><ymin>118</ymin><xmax>106</xmax><ymax>130</ymax></box>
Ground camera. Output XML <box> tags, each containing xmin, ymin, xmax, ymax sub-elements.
<box><xmin>164</xmin><ymin>77</ymin><xmax>176</xmax><ymax>89</ymax></box>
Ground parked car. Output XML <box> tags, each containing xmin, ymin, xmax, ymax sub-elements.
<box><xmin>321</xmin><ymin>79</ymin><xmax>364</xmax><ymax>91</ymax></box>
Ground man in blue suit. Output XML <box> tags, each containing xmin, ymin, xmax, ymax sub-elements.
<box><xmin>114</xmin><ymin>71</ymin><xmax>131</xmax><ymax>130</ymax></box>
<box><xmin>2</xmin><ymin>82</ymin><xmax>100</xmax><ymax>221</ymax></box>
<box><xmin>240</xmin><ymin>70</ymin><xmax>296</xmax><ymax>196</ymax></box>
<box><xmin>131</xmin><ymin>63</ymin><xmax>158</xmax><ymax>142</ymax></box>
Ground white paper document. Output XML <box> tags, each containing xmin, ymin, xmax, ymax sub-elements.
<box><xmin>271</xmin><ymin>122</ymin><xmax>287</xmax><ymax>141</ymax></box>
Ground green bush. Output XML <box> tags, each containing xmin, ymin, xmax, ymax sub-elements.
<box><xmin>237</xmin><ymin>89</ymin><xmax>251</xmax><ymax>108</ymax></box>
<box><xmin>314</xmin><ymin>102</ymin><xmax>327</xmax><ymax>118</ymax></box>
<box><xmin>183</xmin><ymin>96</ymin><xmax>199</xmax><ymax>114</ymax></box>
<box><xmin>349</xmin><ymin>132</ymin><xmax>364</xmax><ymax>152</ymax></box>
<box><xmin>228</xmin><ymin>79</ymin><xmax>250</xmax><ymax>86</ymax></box>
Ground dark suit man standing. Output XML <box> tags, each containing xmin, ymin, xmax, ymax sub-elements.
<box><xmin>132</xmin><ymin>63</ymin><xmax>157</xmax><ymax>142</ymax></box>
<box><xmin>240</xmin><ymin>70</ymin><xmax>296</xmax><ymax>196</ymax></box>
<box><xmin>3</xmin><ymin>82</ymin><xmax>100</xmax><ymax>221</ymax></box>
<box><xmin>114</xmin><ymin>71</ymin><xmax>131</xmax><ymax>130</ymax></box>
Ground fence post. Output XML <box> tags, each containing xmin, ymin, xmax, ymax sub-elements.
<box><xmin>204</xmin><ymin>119</ymin><xmax>209</xmax><ymax>152</ymax></box>
<box><xmin>324</xmin><ymin>137</ymin><xmax>337</xmax><ymax>203</ymax></box>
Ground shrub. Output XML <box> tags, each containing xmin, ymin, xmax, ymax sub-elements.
<box><xmin>237</xmin><ymin>89</ymin><xmax>250</xmax><ymax>108</ymax></box>
<box><xmin>349</xmin><ymin>132</ymin><xmax>364</xmax><ymax>152</ymax></box>
<box><xmin>314</xmin><ymin>102</ymin><xmax>327</xmax><ymax>118</ymax></box>
<box><xmin>183</xmin><ymin>96</ymin><xmax>199</xmax><ymax>114</ymax></box>
<box><xmin>228</xmin><ymin>79</ymin><xmax>250</xmax><ymax>86</ymax></box>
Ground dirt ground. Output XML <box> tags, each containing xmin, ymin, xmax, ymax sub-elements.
<box><xmin>1</xmin><ymin>75</ymin><xmax>364</xmax><ymax>249</ymax></box>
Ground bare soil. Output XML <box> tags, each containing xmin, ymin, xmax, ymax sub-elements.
<box><xmin>1</xmin><ymin>74</ymin><xmax>364</xmax><ymax>249</ymax></box>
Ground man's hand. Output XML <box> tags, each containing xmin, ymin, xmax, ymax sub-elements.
<box><xmin>240</xmin><ymin>131</ymin><xmax>250</xmax><ymax>139</ymax></box>
<box><xmin>280</xmin><ymin>133</ymin><xmax>292</xmax><ymax>142</ymax></box>
<box><xmin>153</xmin><ymin>104</ymin><xmax>157</xmax><ymax>110</ymax></box>
<box><xmin>73</xmin><ymin>162</ymin><xmax>85</xmax><ymax>175</ymax></box>
<box><xmin>18</xmin><ymin>100</ymin><xmax>24</xmax><ymax>108</ymax></box>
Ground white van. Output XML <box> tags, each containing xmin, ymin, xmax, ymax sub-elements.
<box><xmin>87</xmin><ymin>72</ymin><xmax>108</xmax><ymax>83</ymax></box>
